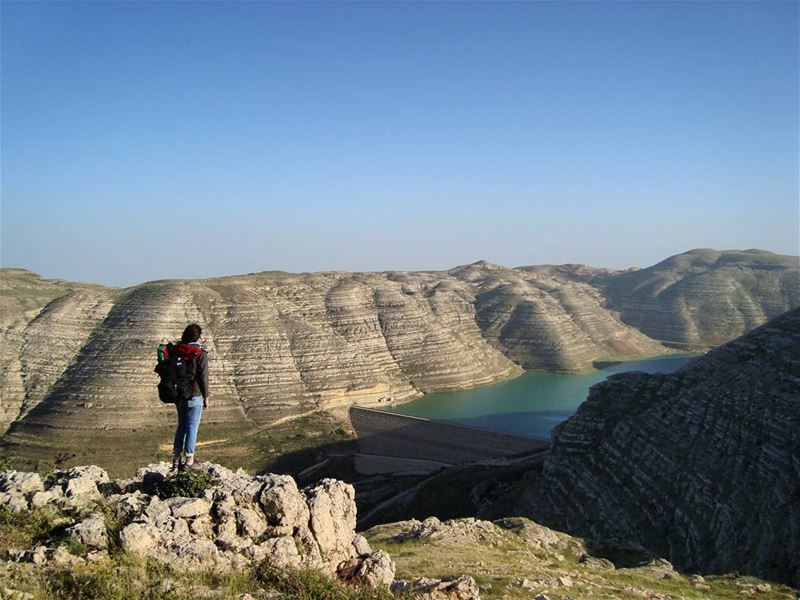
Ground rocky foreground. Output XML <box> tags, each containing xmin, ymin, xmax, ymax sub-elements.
<box><xmin>1</xmin><ymin>462</ymin><xmax>797</xmax><ymax>600</ymax></box>
<box><xmin>0</xmin><ymin>461</ymin><xmax>480</xmax><ymax>599</ymax></box>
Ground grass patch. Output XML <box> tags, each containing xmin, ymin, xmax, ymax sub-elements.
<box><xmin>256</xmin><ymin>565</ymin><xmax>401</xmax><ymax>600</ymax></box>
<box><xmin>0</xmin><ymin>505</ymin><xmax>68</xmax><ymax>551</ymax></box>
<box><xmin>364</xmin><ymin>521</ymin><xmax>798</xmax><ymax>600</ymax></box>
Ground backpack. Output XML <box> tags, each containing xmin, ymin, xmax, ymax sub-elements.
<box><xmin>154</xmin><ymin>342</ymin><xmax>199</xmax><ymax>404</ymax></box>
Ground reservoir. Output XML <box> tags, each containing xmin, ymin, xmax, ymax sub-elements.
<box><xmin>383</xmin><ymin>354</ymin><xmax>697</xmax><ymax>439</ymax></box>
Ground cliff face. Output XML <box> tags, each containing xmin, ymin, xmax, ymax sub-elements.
<box><xmin>0</xmin><ymin>248</ymin><xmax>797</xmax><ymax>444</ymax></box>
<box><xmin>529</xmin><ymin>307</ymin><xmax>800</xmax><ymax>586</ymax></box>
<box><xmin>601</xmin><ymin>249</ymin><xmax>799</xmax><ymax>347</ymax></box>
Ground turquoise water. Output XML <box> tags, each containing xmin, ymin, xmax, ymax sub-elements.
<box><xmin>383</xmin><ymin>354</ymin><xmax>697</xmax><ymax>440</ymax></box>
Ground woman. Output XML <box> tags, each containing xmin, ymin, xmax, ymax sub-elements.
<box><xmin>172</xmin><ymin>323</ymin><xmax>210</xmax><ymax>471</ymax></box>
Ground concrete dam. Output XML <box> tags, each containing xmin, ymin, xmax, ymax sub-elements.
<box><xmin>348</xmin><ymin>406</ymin><xmax>549</xmax><ymax>473</ymax></box>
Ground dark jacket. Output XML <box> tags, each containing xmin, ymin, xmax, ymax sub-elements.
<box><xmin>175</xmin><ymin>341</ymin><xmax>209</xmax><ymax>399</ymax></box>
<box><xmin>192</xmin><ymin>349</ymin><xmax>209</xmax><ymax>399</ymax></box>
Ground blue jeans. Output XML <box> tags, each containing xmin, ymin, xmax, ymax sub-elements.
<box><xmin>173</xmin><ymin>396</ymin><xmax>203</xmax><ymax>456</ymax></box>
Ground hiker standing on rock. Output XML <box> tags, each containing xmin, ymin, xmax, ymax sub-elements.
<box><xmin>157</xmin><ymin>323</ymin><xmax>210</xmax><ymax>472</ymax></box>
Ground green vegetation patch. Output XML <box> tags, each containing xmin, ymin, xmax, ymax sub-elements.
<box><xmin>155</xmin><ymin>470</ymin><xmax>214</xmax><ymax>499</ymax></box>
<box><xmin>0</xmin><ymin>505</ymin><xmax>70</xmax><ymax>552</ymax></box>
<box><xmin>364</xmin><ymin>519</ymin><xmax>796</xmax><ymax>600</ymax></box>
<box><xmin>256</xmin><ymin>565</ymin><xmax>403</xmax><ymax>600</ymax></box>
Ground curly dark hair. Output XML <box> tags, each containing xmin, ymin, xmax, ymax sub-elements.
<box><xmin>181</xmin><ymin>323</ymin><xmax>203</xmax><ymax>343</ymax></box>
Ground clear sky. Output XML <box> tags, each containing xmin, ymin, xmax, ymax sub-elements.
<box><xmin>2</xmin><ymin>1</ymin><xmax>798</xmax><ymax>287</ymax></box>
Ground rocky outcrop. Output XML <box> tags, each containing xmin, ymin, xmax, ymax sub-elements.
<box><xmin>0</xmin><ymin>462</ymin><xmax>396</xmax><ymax>588</ymax></box>
<box><xmin>601</xmin><ymin>249</ymin><xmax>799</xmax><ymax>347</ymax></box>
<box><xmin>527</xmin><ymin>307</ymin><xmax>800</xmax><ymax>587</ymax></box>
<box><xmin>1</xmin><ymin>249</ymin><xmax>797</xmax><ymax>443</ymax></box>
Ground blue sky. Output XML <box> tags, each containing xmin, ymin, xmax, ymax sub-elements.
<box><xmin>2</xmin><ymin>1</ymin><xmax>798</xmax><ymax>287</ymax></box>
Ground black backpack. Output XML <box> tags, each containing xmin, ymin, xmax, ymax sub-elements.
<box><xmin>154</xmin><ymin>343</ymin><xmax>198</xmax><ymax>404</ymax></box>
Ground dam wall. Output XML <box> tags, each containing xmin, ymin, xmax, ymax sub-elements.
<box><xmin>349</xmin><ymin>406</ymin><xmax>549</xmax><ymax>464</ymax></box>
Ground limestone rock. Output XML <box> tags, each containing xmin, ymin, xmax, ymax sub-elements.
<box><xmin>493</xmin><ymin>517</ymin><xmax>568</xmax><ymax>550</ymax></box>
<box><xmin>257</xmin><ymin>536</ymin><xmax>302</xmax><ymax>570</ymax></box>
<box><xmin>50</xmin><ymin>545</ymin><xmax>84</xmax><ymax>567</ymax></box>
<box><xmin>397</xmin><ymin>517</ymin><xmax>498</xmax><ymax>545</ymax></box>
<box><xmin>50</xmin><ymin>465</ymin><xmax>109</xmax><ymax>501</ymax></box>
<box><xmin>337</xmin><ymin>550</ymin><xmax>395</xmax><ymax>588</ymax></box>
<box><xmin>167</xmin><ymin>497</ymin><xmax>211</xmax><ymax>519</ymax></box>
<box><xmin>305</xmin><ymin>478</ymin><xmax>357</xmax><ymax>571</ymax></box>
<box><xmin>29</xmin><ymin>491</ymin><xmax>54</xmax><ymax>509</ymax></box>
<box><xmin>235</xmin><ymin>506</ymin><xmax>267</xmax><ymax>539</ymax></box>
<box><xmin>351</xmin><ymin>533</ymin><xmax>372</xmax><ymax>556</ymax></box>
<box><xmin>1</xmin><ymin>461</ymin><xmax>396</xmax><ymax>588</ymax></box>
<box><xmin>143</xmin><ymin>496</ymin><xmax>171</xmax><ymax>526</ymax></box>
<box><xmin>0</xmin><ymin>471</ymin><xmax>43</xmax><ymax>496</ymax></box>
<box><xmin>67</xmin><ymin>514</ymin><xmax>108</xmax><ymax>549</ymax></box>
<box><xmin>401</xmin><ymin>575</ymin><xmax>481</xmax><ymax>599</ymax></box>
<box><xmin>258</xmin><ymin>474</ymin><xmax>309</xmax><ymax>532</ymax></box>
<box><xmin>119</xmin><ymin>522</ymin><xmax>159</xmax><ymax>557</ymax></box>
<box><xmin>4</xmin><ymin>495</ymin><xmax>28</xmax><ymax>513</ymax></box>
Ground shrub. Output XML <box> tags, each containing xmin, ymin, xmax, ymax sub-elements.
<box><xmin>156</xmin><ymin>471</ymin><xmax>213</xmax><ymax>499</ymax></box>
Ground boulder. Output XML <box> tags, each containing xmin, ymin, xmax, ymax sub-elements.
<box><xmin>236</xmin><ymin>507</ymin><xmax>267</xmax><ymax>539</ymax></box>
<box><xmin>258</xmin><ymin>475</ymin><xmax>309</xmax><ymax>533</ymax></box>
<box><xmin>6</xmin><ymin>495</ymin><xmax>28</xmax><ymax>514</ymax></box>
<box><xmin>337</xmin><ymin>550</ymin><xmax>395</xmax><ymax>588</ymax></box>
<box><xmin>0</xmin><ymin>471</ymin><xmax>44</xmax><ymax>496</ymax></box>
<box><xmin>111</xmin><ymin>491</ymin><xmax>147</xmax><ymax>522</ymax></box>
<box><xmin>143</xmin><ymin>496</ymin><xmax>171</xmax><ymax>526</ymax></box>
<box><xmin>396</xmin><ymin>576</ymin><xmax>481</xmax><ymax>600</ymax></box>
<box><xmin>167</xmin><ymin>497</ymin><xmax>211</xmax><ymax>519</ymax></box>
<box><xmin>257</xmin><ymin>536</ymin><xmax>302</xmax><ymax>570</ymax></box>
<box><xmin>305</xmin><ymin>479</ymin><xmax>356</xmax><ymax>570</ymax></box>
<box><xmin>50</xmin><ymin>546</ymin><xmax>85</xmax><ymax>567</ymax></box>
<box><xmin>49</xmin><ymin>466</ymin><xmax>109</xmax><ymax>502</ymax></box>
<box><xmin>119</xmin><ymin>522</ymin><xmax>160</xmax><ymax>557</ymax></box>
<box><xmin>189</xmin><ymin>515</ymin><xmax>215</xmax><ymax>538</ymax></box>
<box><xmin>67</xmin><ymin>514</ymin><xmax>108</xmax><ymax>549</ymax></box>
<box><xmin>29</xmin><ymin>491</ymin><xmax>54</xmax><ymax>509</ymax></box>
<box><xmin>352</xmin><ymin>534</ymin><xmax>372</xmax><ymax>556</ymax></box>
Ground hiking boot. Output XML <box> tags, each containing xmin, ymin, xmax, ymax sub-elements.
<box><xmin>181</xmin><ymin>461</ymin><xmax>205</xmax><ymax>473</ymax></box>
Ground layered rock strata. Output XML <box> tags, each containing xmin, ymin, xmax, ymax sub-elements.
<box><xmin>601</xmin><ymin>249</ymin><xmax>800</xmax><ymax>346</ymax></box>
<box><xmin>528</xmin><ymin>307</ymin><xmax>800</xmax><ymax>587</ymax></box>
<box><xmin>1</xmin><ymin>248</ymin><xmax>797</xmax><ymax>441</ymax></box>
<box><xmin>0</xmin><ymin>270</ymin><xmax>117</xmax><ymax>433</ymax></box>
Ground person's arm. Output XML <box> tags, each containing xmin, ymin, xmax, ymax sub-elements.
<box><xmin>197</xmin><ymin>351</ymin><xmax>210</xmax><ymax>402</ymax></box>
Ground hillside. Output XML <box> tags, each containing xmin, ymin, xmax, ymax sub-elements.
<box><xmin>528</xmin><ymin>307</ymin><xmax>800</xmax><ymax>587</ymax></box>
<box><xmin>600</xmin><ymin>249</ymin><xmax>799</xmax><ymax>346</ymax></box>
<box><xmin>0</xmin><ymin>248</ymin><xmax>797</xmax><ymax>469</ymax></box>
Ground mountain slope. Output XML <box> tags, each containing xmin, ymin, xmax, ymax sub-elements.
<box><xmin>527</xmin><ymin>307</ymin><xmax>800</xmax><ymax>586</ymax></box>
<box><xmin>0</xmin><ymin>248</ymin><xmax>797</xmax><ymax>460</ymax></box>
<box><xmin>601</xmin><ymin>249</ymin><xmax>799</xmax><ymax>346</ymax></box>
